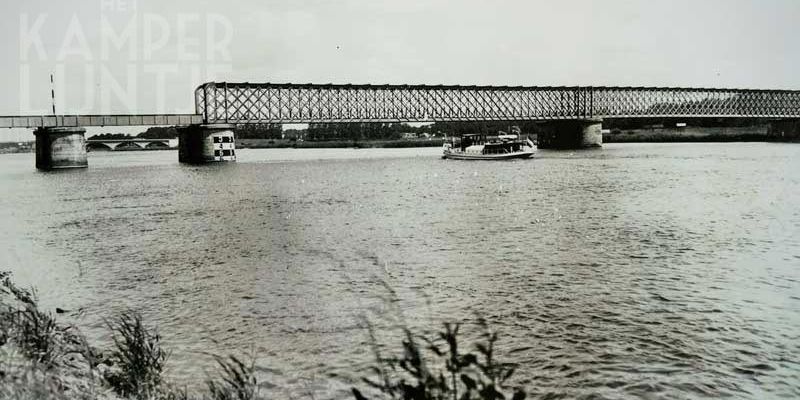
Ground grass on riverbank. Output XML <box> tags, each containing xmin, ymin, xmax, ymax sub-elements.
<box><xmin>1</xmin><ymin>271</ymin><xmax>526</xmax><ymax>399</ymax></box>
<box><xmin>0</xmin><ymin>271</ymin><xmax>259</xmax><ymax>400</ymax></box>
<box><xmin>354</xmin><ymin>320</ymin><xmax>525</xmax><ymax>400</ymax></box>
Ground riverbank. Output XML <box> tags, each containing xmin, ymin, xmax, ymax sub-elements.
<box><xmin>0</xmin><ymin>270</ymin><xmax>258</xmax><ymax>399</ymax></box>
<box><xmin>0</xmin><ymin>142</ymin><xmax>34</xmax><ymax>154</ymax></box>
<box><xmin>604</xmin><ymin>125</ymin><xmax>800</xmax><ymax>143</ymax></box>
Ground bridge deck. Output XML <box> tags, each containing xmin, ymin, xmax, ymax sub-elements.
<box><xmin>0</xmin><ymin>114</ymin><xmax>203</xmax><ymax>129</ymax></box>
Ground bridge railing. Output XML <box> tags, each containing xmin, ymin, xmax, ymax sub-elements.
<box><xmin>0</xmin><ymin>114</ymin><xmax>203</xmax><ymax>128</ymax></box>
<box><xmin>195</xmin><ymin>82</ymin><xmax>800</xmax><ymax>124</ymax></box>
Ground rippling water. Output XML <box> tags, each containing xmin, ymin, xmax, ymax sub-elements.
<box><xmin>1</xmin><ymin>143</ymin><xmax>799</xmax><ymax>398</ymax></box>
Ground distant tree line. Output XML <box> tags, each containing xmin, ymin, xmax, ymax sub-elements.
<box><xmin>87</xmin><ymin>133</ymin><xmax>134</xmax><ymax>140</ymax></box>
<box><xmin>306</xmin><ymin>123</ymin><xmax>417</xmax><ymax>141</ymax></box>
<box><xmin>603</xmin><ymin>117</ymin><xmax>770</xmax><ymax>129</ymax></box>
<box><xmin>423</xmin><ymin>121</ymin><xmax>540</xmax><ymax>136</ymax></box>
<box><xmin>304</xmin><ymin>122</ymin><xmax>544</xmax><ymax>141</ymax></box>
<box><xmin>137</xmin><ymin>127</ymin><xmax>179</xmax><ymax>139</ymax></box>
<box><xmin>88</xmin><ymin>127</ymin><xmax>179</xmax><ymax>140</ymax></box>
<box><xmin>86</xmin><ymin>117</ymin><xmax>777</xmax><ymax>142</ymax></box>
<box><xmin>234</xmin><ymin>124</ymin><xmax>283</xmax><ymax>139</ymax></box>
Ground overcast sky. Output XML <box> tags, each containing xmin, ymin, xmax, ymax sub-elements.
<box><xmin>1</xmin><ymin>0</ymin><xmax>799</xmax><ymax>139</ymax></box>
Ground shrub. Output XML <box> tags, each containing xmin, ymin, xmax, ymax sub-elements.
<box><xmin>205</xmin><ymin>355</ymin><xmax>258</xmax><ymax>400</ymax></box>
<box><xmin>1</xmin><ymin>272</ymin><xmax>63</xmax><ymax>367</ymax></box>
<box><xmin>353</xmin><ymin>320</ymin><xmax>526</xmax><ymax>400</ymax></box>
<box><xmin>105</xmin><ymin>311</ymin><xmax>169</xmax><ymax>399</ymax></box>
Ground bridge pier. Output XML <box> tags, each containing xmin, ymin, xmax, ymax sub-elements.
<box><xmin>178</xmin><ymin>124</ymin><xmax>236</xmax><ymax>163</ymax></box>
<box><xmin>536</xmin><ymin>119</ymin><xmax>603</xmax><ymax>149</ymax></box>
<box><xmin>34</xmin><ymin>127</ymin><xmax>88</xmax><ymax>170</ymax></box>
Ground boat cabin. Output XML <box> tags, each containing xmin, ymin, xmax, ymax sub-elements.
<box><xmin>457</xmin><ymin>134</ymin><xmax>526</xmax><ymax>154</ymax></box>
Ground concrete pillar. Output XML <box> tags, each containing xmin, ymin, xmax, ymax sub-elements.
<box><xmin>178</xmin><ymin>124</ymin><xmax>237</xmax><ymax>163</ymax></box>
<box><xmin>34</xmin><ymin>127</ymin><xmax>88</xmax><ymax>170</ymax></box>
<box><xmin>536</xmin><ymin>119</ymin><xmax>603</xmax><ymax>149</ymax></box>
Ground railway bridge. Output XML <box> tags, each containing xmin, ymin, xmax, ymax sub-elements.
<box><xmin>2</xmin><ymin>82</ymin><xmax>800</xmax><ymax>169</ymax></box>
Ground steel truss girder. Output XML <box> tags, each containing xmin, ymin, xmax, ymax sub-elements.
<box><xmin>195</xmin><ymin>83</ymin><xmax>800</xmax><ymax>124</ymax></box>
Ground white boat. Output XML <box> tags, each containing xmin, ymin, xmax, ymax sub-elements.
<box><xmin>442</xmin><ymin>133</ymin><xmax>536</xmax><ymax>160</ymax></box>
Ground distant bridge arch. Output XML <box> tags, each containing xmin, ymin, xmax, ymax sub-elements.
<box><xmin>85</xmin><ymin>139</ymin><xmax>176</xmax><ymax>151</ymax></box>
<box><xmin>145</xmin><ymin>141</ymin><xmax>170</xmax><ymax>149</ymax></box>
<box><xmin>86</xmin><ymin>142</ymin><xmax>113</xmax><ymax>151</ymax></box>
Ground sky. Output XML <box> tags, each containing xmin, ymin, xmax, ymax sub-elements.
<box><xmin>1</xmin><ymin>0</ymin><xmax>799</xmax><ymax>140</ymax></box>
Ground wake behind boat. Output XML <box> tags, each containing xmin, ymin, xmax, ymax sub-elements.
<box><xmin>442</xmin><ymin>133</ymin><xmax>536</xmax><ymax>160</ymax></box>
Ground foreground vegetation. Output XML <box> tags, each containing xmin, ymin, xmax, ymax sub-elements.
<box><xmin>0</xmin><ymin>272</ymin><xmax>526</xmax><ymax>399</ymax></box>
<box><xmin>0</xmin><ymin>271</ymin><xmax>260</xmax><ymax>400</ymax></box>
<box><xmin>354</xmin><ymin>321</ymin><xmax>525</xmax><ymax>400</ymax></box>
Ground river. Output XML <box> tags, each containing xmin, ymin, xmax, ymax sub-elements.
<box><xmin>0</xmin><ymin>143</ymin><xmax>798</xmax><ymax>398</ymax></box>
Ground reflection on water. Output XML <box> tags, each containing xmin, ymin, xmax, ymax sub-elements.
<box><xmin>1</xmin><ymin>143</ymin><xmax>799</xmax><ymax>398</ymax></box>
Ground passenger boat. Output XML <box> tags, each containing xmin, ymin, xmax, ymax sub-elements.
<box><xmin>442</xmin><ymin>133</ymin><xmax>536</xmax><ymax>160</ymax></box>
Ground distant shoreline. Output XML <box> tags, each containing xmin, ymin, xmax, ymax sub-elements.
<box><xmin>603</xmin><ymin>125</ymin><xmax>799</xmax><ymax>144</ymax></box>
<box><xmin>236</xmin><ymin>138</ymin><xmax>446</xmax><ymax>149</ymax></box>
<box><xmin>2</xmin><ymin>127</ymin><xmax>798</xmax><ymax>155</ymax></box>
<box><xmin>604</xmin><ymin>135</ymin><xmax>799</xmax><ymax>143</ymax></box>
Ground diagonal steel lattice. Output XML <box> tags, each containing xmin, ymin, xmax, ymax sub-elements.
<box><xmin>195</xmin><ymin>82</ymin><xmax>800</xmax><ymax>124</ymax></box>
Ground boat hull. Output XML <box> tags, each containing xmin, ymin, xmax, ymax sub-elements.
<box><xmin>442</xmin><ymin>150</ymin><xmax>535</xmax><ymax>160</ymax></box>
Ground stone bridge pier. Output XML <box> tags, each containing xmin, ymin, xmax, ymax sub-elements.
<box><xmin>178</xmin><ymin>124</ymin><xmax>237</xmax><ymax>163</ymax></box>
<box><xmin>536</xmin><ymin>118</ymin><xmax>603</xmax><ymax>149</ymax></box>
<box><xmin>34</xmin><ymin>127</ymin><xmax>88</xmax><ymax>170</ymax></box>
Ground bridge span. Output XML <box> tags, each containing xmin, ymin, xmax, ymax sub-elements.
<box><xmin>4</xmin><ymin>82</ymin><xmax>800</xmax><ymax>169</ymax></box>
<box><xmin>195</xmin><ymin>83</ymin><xmax>800</xmax><ymax>124</ymax></box>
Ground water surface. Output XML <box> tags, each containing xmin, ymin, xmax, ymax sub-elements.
<box><xmin>1</xmin><ymin>143</ymin><xmax>798</xmax><ymax>398</ymax></box>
